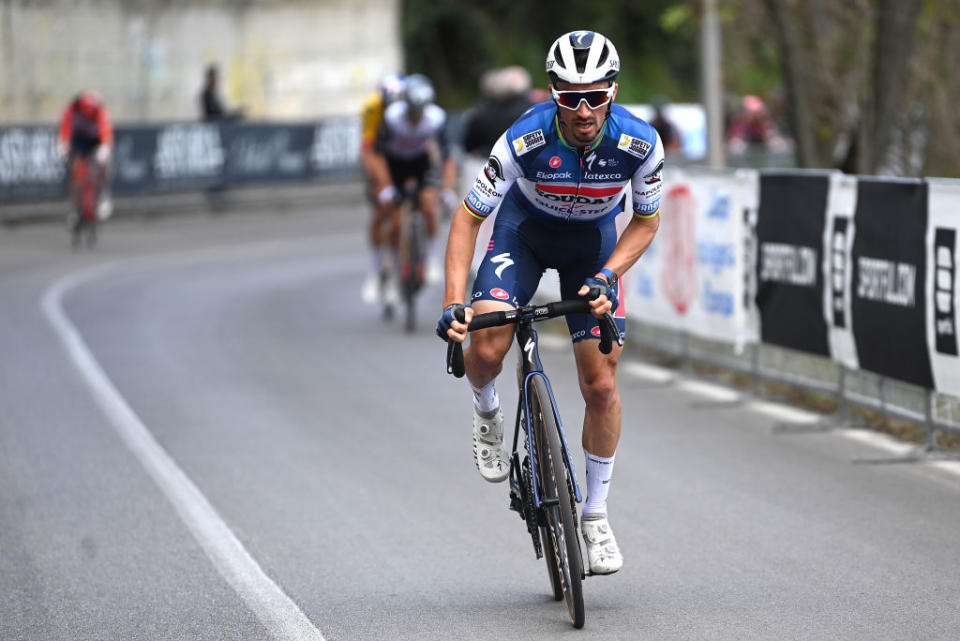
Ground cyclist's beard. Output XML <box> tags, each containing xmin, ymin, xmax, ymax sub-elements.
<box><xmin>566</xmin><ymin>112</ymin><xmax>605</xmax><ymax>147</ymax></box>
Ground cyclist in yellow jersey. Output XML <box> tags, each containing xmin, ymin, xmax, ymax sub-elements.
<box><xmin>361</xmin><ymin>73</ymin><xmax>405</xmax><ymax>303</ymax></box>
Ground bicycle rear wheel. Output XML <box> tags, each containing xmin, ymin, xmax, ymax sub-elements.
<box><xmin>530</xmin><ymin>375</ymin><xmax>584</xmax><ymax>628</ymax></box>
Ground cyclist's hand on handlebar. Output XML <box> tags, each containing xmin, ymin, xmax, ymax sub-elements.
<box><xmin>436</xmin><ymin>303</ymin><xmax>474</xmax><ymax>343</ymax></box>
<box><xmin>579</xmin><ymin>276</ymin><xmax>618</xmax><ymax>318</ymax></box>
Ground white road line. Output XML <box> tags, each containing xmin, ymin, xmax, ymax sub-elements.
<box><xmin>675</xmin><ymin>379</ymin><xmax>741</xmax><ymax>402</ymax></box>
<box><xmin>43</xmin><ymin>265</ymin><xmax>325</xmax><ymax>641</ymax></box>
<box><xmin>746</xmin><ymin>400</ymin><xmax>821</xmax><ymax>424</ymax></box>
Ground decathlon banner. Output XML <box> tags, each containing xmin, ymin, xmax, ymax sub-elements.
<box><xmin>926</xmin><ymin>179</ymin><xmax>960</xmax><ymax>395</ymax></box>
<box><xmin>851</xmin><ymin>178</ymin><xmax>933</xmax><ymax>389</ymax></box>
<box><xmin>628</xmin><ymin>167</ymin><xmax>756</xmax><ymax>348</ymax></box>
<box><xmin>754</xmin><ymin>172</ymin><xmax>832</xmax><ymax>356</ymax></box>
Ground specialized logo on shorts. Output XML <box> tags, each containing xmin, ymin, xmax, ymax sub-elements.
<box><xmin>549</xmin><ymin>156</ymin><xmax>562</xmax><ymax>168</ymax></box>
<box><xmin>513</xmin><ymin>129</ymin><xmax>546</xmax><ymax>156</ymax></box>
<box><xmin>490</xmin><ymin>288</ymin><xmax>510</xmax><ymax>300</ymax></box>
<box><xmin>491</xmin><ymin>252</ymin><xmax>514</xmax><ymax>279</ymax></box>
<box><xmin>618</xmin><ymin>134</ymin><xmax>652</xmax><ymax>159</ymax></box>
<box><xmin>483</xmin><ymin>155</ymin><xmax>504</xmax><ymax>187</ymax></box>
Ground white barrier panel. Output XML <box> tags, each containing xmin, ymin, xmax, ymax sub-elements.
<box><xmin>927</xmin><ymin>179</ymin><xmax>960</xmax><ymax>396</ymax></box>
<box><xmin>823</xmin><ymin>172</ymin><xmax>859</xmax><ymax>370</ymax></box>
<box><xmin>628</xmin><ymin>167</ymin><xmax>758</xmax><ymax>349</ymax></box>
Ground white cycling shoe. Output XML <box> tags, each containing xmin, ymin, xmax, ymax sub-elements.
<box><xmin>361</xmin><ymin>274</ymin><xmax>381</xmax><ymax>304</ymax></box>
<box><xmin>581</xmin><ymin>514</ymin><xmax>623</xmax><ymax>575</ymax></box>
<box><xmin>473</xmin><ymin>406</ymin><xmax>509</xmax><ymax>483</ymax></box>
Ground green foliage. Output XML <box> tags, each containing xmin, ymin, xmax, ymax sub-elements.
<box><xmin>402</xmin><ymin>0</ymin><xmax>700</xmax><ymax>108</ymax></box>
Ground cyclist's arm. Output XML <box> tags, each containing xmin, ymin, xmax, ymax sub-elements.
<box><xmin>58</xmin><ymin>106</ymin><xmax>73</xmax><ymax>145</ymax></box>
<box><xmin>97</xmin><ymin>106</ymin><xmax>114</xmax><ymax>148</ymax></box>
<box><xmin>442</xmin><ymin>205</ymin><xmax>484</xmax><ymax>309</ymax></box>
<box><xmin>597</xmin><ymin>133</ymin><xmax>666</xmax><ymax>281</ymax></box>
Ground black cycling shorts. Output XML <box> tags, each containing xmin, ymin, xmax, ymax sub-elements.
<box><xmin>385</xmin><ymin>153</ymin><xmax>438</xmax><ymax>194</ymax></box>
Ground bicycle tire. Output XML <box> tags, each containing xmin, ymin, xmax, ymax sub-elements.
<box><xmin>530</xmin><ymin>375</ymin><xmax>584</xmax><ymax>628</ymax></box>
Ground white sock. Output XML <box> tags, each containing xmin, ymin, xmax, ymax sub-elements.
<box><xmin>471</xmin><ymin>380</ymin><xmax>499</xmax><ymax>413</ymax></box>
<box><xmin>371</xmin><ymin>246</ymin><xmax>384</xmax><ymax>275</ymax></box>
<box><xmin>582</xmin><ymin>449</ymin><xmax>615</xmax><ymax>516</ymax></box>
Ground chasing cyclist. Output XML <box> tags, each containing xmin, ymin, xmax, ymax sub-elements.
<box><xmin>374</xmin><ymin>74</ymin><xmax>458</xmax><ymax>302</ymax></box>
<box><xmin>57</xmin><ymin>91</ymin><xmax>114</xmax><ymax>232</ymax></box>
<box><xmin>361</xmin><ymin>73</ymin><xmax>406</xmax><ymax>303</ymax></box>
<box><xmin>436</xmin><ymin>31</ymin><xmax>664</xmax><ymax>575</ymax></box>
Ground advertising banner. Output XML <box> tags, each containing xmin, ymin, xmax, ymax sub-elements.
<box><xmin>629</xmin><ymin>167</ymin><xmax>755</xmax><ymax>348</ymax></box>
<box><xmin>926</xmin><ymin>179</ymin><xmax>960</xmax><ymax>395</ymax></box>
<box><xmin>0</xmin><ymin>118</ymin><xmax>362</xmax><ymax>204</ymax></box>
<box><xmin>851</xmin><ymin>178</ymin><xmax>933</xmax><ymax>388</ymax></box>
<box><xmin>754</xmin><ymin>172</ymin><xmax>832</xmax><ymax>356</ymax></box>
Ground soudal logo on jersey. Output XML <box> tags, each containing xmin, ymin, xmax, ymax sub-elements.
<box><xmin>513</xmin><ymin>129</ymin><xmax>546</xmax><ymax>155</ymax></box>
<box><xmin>618</xmin><ymin>134</ymin><xmax>651</xmax><ymax>159</ymax></box>
<box><xmin>490</xmin><ymin>288</ymin><xmax>510</xmax><ymax>300</ymax></box>
<box><xmin>549</xmin><ymin>156</ymin><xmax>562</xmax><ymax>168</ymax></box>
<box><xmin>535</xmin><ymin>183</ymin><xmax>622</xmax><ymax>205</ymax></box>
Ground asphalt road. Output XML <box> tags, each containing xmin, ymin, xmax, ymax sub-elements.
<box><xmin>2</xmin><ymin>200</ymin><xmax>960</xmax><ymax>641</ymax></box>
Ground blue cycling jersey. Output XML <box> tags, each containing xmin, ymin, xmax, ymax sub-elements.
<box><xmin>463</xmin><ymin>102</ymin><xmax>664</xmax><ymax>226</ymax></box>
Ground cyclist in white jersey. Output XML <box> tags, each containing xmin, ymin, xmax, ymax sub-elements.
<box><xmin>436</xmin><ymin>31</ymin><xmax>664</xmax><ymax>575</ymax></box>
<box><xmin>374</xmin><ymin>74</ymin><xmax>458</xmax><ymax>299</ymax></box>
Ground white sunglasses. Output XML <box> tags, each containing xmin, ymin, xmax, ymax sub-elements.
<box><xmin>551</xmin><ymin>84</ymin><xmax>616</xmax><ymax>110</ymax></box>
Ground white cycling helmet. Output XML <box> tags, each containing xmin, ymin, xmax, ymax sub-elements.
<box><xmin>403</xmin><ymin>73</ymin><xmax>435</xmax><ymax>112</ymax></box>
<box><xmin>546</xmin><ymin>30</ymin><xmax>620</xmax><ymax>86</ymax></box>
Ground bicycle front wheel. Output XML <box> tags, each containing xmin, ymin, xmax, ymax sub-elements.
<box><xmin>530</xmin><ymin>375</ymin><xmax>584</xmax><ymax>628</ymax></box>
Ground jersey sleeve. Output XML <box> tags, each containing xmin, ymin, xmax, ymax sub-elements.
<box><xmin>629</xmin><ymin>131</ymin><xmax>665</xmax><ymax>219</ymax></box>
<box><xmin>360</xmin><ymin>94</ymin><xmax>382</xmax><ymax>150</ymax></box>
<box><xmin>462</xmin><ymin>132</ymin><xmax>522</xmax><ymax>220</ymax></box>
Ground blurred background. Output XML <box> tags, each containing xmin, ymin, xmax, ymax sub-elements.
<box><xmin>2</xmin><ymin>0</ymin><xmax>959</xmax><ymax>177</ymax></box>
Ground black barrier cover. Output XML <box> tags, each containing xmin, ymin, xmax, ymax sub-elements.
<box><xmin>0</xmin><ymin>126</ymin><xmax>66</xmax><ymax>201</ymax></box>
<box><xmin>851</xmin><ymin>179</ymin><xmax>933</xmax><ymax>388</ymax></box>
<box><xmin>0</xmin><ymin>120</ymin><xmax>361</xmax><ymax>203</ymax></box>
<box><xmin>223</xmin><ymin>123</ymin><xmax>315</xmax><ymax>183</ymax></box>
<box><xmin>755</xmin><ymin>173</ymin><xmax>831</xmax><ymax>356</ymax></box>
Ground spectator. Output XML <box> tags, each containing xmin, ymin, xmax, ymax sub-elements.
<box><xmin>200</xmin><ymin>64</ymin><xmax>225</xmax><ymax>121</ymax></box>
<box><xmin>726</xmin><ymin>94</ymin><xmax>782</xmax><ymax>155</ymax></box>
<box><xmin>650</xmin><ymin>95</ymin><xmax>682</xmax><ymax>154</ymax></box>
<box><xmin>462</xmin><ymin>66</ymin><xmax>535</xmax><ymax>157</ymax></box>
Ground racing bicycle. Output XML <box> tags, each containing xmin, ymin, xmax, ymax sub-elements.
<box><xmin>445</xmin><ymin>293</ymin><xmax>622</xmax><ymax>628</ymax></box>
<box><xmin>384</xmin><ymin>179</ymin><xmax>428</xmax><ymax>332</ymax></box>
<box><xmin>67</xmin><ymin>156</ymin><xmax>104</xmax><ymax>249</ymax></box>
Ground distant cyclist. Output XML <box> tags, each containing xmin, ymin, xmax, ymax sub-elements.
<box><xmin>58</xmin><ymin>91</ymin><xmax>114</xmax><ymax>224</ymax></box>
<box><xmin>375</xmin><ymin>74</ymin><xmax>458</xmax><ymax>303</ymax></box>
<box><xmin>361</xmin><ymin>73</ymin><xmax>406</xmax><ymax>303</ymax></box>
<box><xmin>436</xmin><ymin>31</ymin><xmax>664</xmax><ymax>575</ymax></box>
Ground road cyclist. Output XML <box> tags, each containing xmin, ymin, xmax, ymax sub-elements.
<box><xmin>57</xmin><ymin>91</ymin><xmax>114</xmax><ymax>248</ymax></box>
<box><xmin>436</xmin><ymin>30</ymin><xmax>665</xmax><ymax>580</ymax></box>
<box><xmin>372</xmin><ymin>74</ymin><xmax>459</xmax><ymax>315</ymax></box>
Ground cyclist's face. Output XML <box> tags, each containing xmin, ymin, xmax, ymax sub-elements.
<box><xmin>554</xmin><ymin>80</ymin><xmax>616</xmax><ymax>147</ymax></box>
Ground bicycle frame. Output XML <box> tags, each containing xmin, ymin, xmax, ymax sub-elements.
<box><xmin>511</xmin><ymin>320</ymin><xmax>582</xmax><ymax>511</ymax></box>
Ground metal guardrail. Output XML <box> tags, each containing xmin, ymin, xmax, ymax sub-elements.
<box><xmin>628</xmin><ymin>319</ymin><xmax>960</xmax><ymax>463</ymax></box>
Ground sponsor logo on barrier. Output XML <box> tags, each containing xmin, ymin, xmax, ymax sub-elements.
<box><xmin>856</xmin><ymin>257</ymin><xmax>917</xmax><ymax>307</ymax></box>
<box><xmin>0</xmin><ymin>128</ymin><xmax>64</xmax><ymax>186</ymax></box>
<box><xmin>311</xmin><ymin>119</ymin><xmax>361</xmax><ymax>170</ymax></box>
<box><xmin>760</xmin><ymin>243</ymin><xmax>817</xmax><ymax>286</ymax></box>
<box><xmin>934</xmin><ymin>227</ymin><xmax>957</xmax><ymax>355</ymax></box>
<box><xmin>661</xmin><ymin>185</ymin><xmax>698</xmax><ymax>314</ymax></box>
<box><xmin>154</xmin><ymin>124</ymin><xmax>224</xmax><ymax>179</ymax></box>
<box><xmin>830</xmin><ymin>217</ymin><xmax>849</xmax><ymax>327</ymax></box>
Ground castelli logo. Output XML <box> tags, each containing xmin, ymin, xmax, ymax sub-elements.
<box><xmin>549</xmin><ymin>156</ymin><xmax>562</xmax><ymax>168</ymax></box>
<box><xmin>491</xmin><ymin>288</ymin><xmax>510</xmax><ymax>300</ymax></box>
<box><xmin>591</xmin><ymin>326</ymin><xmax>602</xmax><ymax>337</ymax></box>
